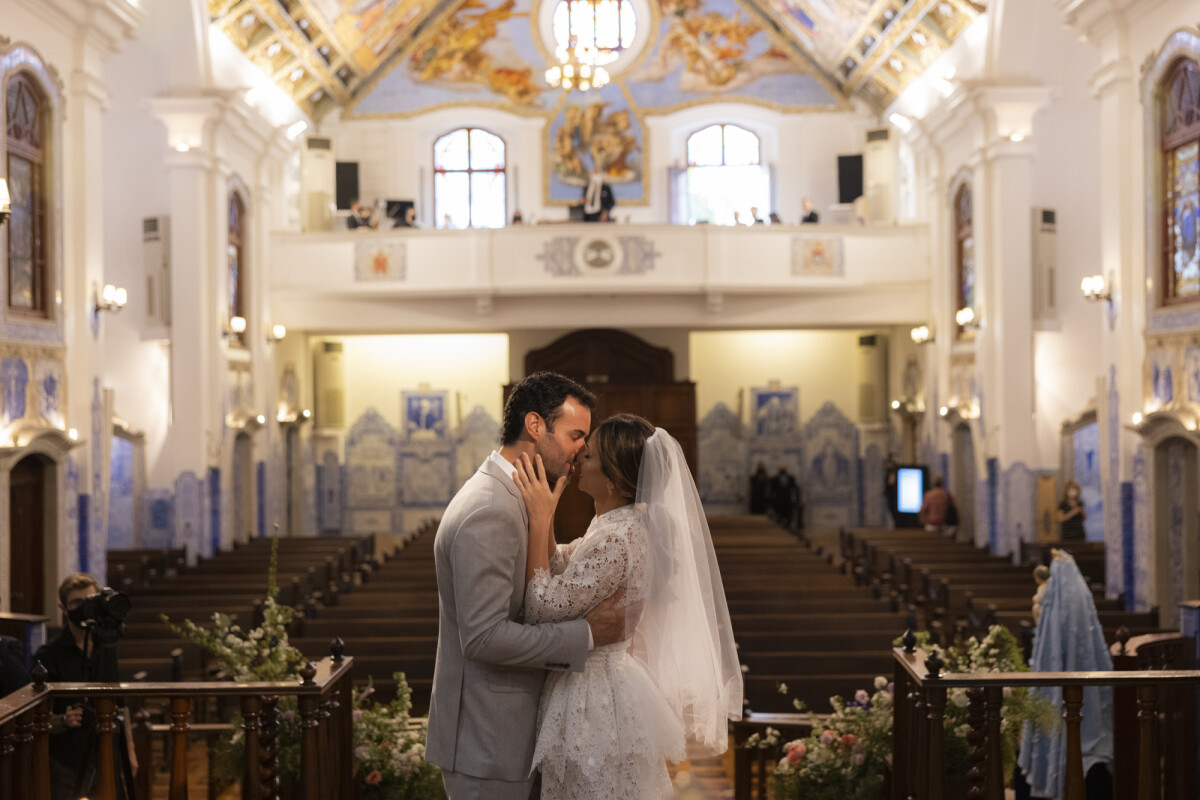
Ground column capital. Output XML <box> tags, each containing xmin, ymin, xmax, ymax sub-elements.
<box><xmin>1090</xmin><ymin>57</ymin><xmax>1134</xmax><ymax>99</ymax></box>
<box><xmin>69</xmin><ymin>70</ymin><xmax>111</xmax><ymax>113</ymax></box>
<box><xmin>967</xmin><ymin>81</ymin><xmax>1056</xmax><ymax>145</ymax></box>
<box><xmin>20</xmin><ymin>0</ymin><xmax>147</xmax><ymax>57</ymax></box>
<box><xmin>1056</xmin><ymin>0</ymin><xmax>1163</xmax><ymax>48</ymax></box>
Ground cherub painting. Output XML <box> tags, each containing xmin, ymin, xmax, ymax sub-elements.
<box><xmin>407</xmin><ymin>0</ymin><xmax>541</xmax><ymax>105</ymax></box>
<box><xmin>552</xmin><ymin>99</ymin><xmax>640</xmax><ymax>186</ymax></box>
<box><xmin>633</xmin><ymin>0</ymin><xmax>802</xmax><ymax>93</ymax></box>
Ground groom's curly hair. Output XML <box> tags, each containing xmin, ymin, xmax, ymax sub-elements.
<box><xmin>501</xmin><ymin>371</ymin><xmax>596</xmax><ymax>446</ymax></box>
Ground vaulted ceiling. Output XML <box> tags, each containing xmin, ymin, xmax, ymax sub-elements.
<box><xmin>207</xmin><ymin>0</ymin><xmax>985</xmax><ymax>118</ymax></box>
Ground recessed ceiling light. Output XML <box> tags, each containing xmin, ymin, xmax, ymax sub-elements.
<box><xmin>889</xmin><ymin>57</ymin><xmax>903</xmax><ymax>71</ymax></box>
<box><xmin>267</xmin><ymin>42</ymin><xmax>282</xmax><ymax>57</ymax></box>
<box><xmin>912</xmin><ymin>31</ymin><xmax>927</xmax><ymax>46</ymax></box>
<box><xmin>290</xmin><ymin>67</ymin><xmax>304</xmax><ymax>82</ymax></box>
<box><xmin>240</xmin><ymin>12</ymin><xmax>256</xmax><ymax>28</ymax></box>
<box><xmin>298</xmin><ymin>18</ymin><xmax>309</xmax><ymax>29</ymax></box>
<box><xmin>312</xmin><ymin>89</ymin><xmax>324</xmax><ymax>100</ymax></box>
<box><xmin>938</xmin><ymin>2</ymin><xmax>952</xmax><ymax>15</ymax></box>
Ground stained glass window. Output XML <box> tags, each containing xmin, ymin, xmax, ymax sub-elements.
<box><xmin>954</xmin><ymin>183</ymin><xmax>974</xmax><ymax>338</ymax></box>
<box><xmin>228</xmin><ymin>191</ymin><xmax>246</xmax><ymax>346</ymax></box>
<box><xmin>553</xmin><ymin>0</ymin><xmax>636</xmax><ymax>66</ymax></box>
<box><xmin>1163</xmin><ymin>58</ymin><xmax>1200</xmax><ymax>303</ymax></box>
<box><xmin>685</xmin><ymin>124</ymin><xmax>768</xmax><ymax>225</ymax></box>
<box><xmin>434</xmin><ymin>128</ymin><xmax>506</xmax><ymax>229</ymax></box>
<box><xmin>6</xmin><ymin>72</ymin><xmax>47</xmax><ymax>316</ymax></box>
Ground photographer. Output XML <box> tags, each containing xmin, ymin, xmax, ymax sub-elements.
<box><xmin>35</xmin><ymin>573</ymin><xmax>137</xmax><ymax>800</ymax></box>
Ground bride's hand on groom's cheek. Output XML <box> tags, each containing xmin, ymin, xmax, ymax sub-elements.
<box><xmin>515</xmin><ymin>454</ymin><xmax>566</xmax><ymax>522</ymax></box>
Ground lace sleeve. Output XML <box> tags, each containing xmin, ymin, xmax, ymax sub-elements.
<box><xmin>549</xmin><ymin>537</ymin><xmax>584</xmax><ymax>575</ymax></box>
<box><xmin>525</xmin><ymin>523</ymin><xmax>636</xmax><ymax>625</ymax></box>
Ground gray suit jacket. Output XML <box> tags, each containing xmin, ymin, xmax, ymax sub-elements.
<box><xmin>426</xmin><ymin>458</ymin><xmax>590</xmax><ymax>781</ymax></box>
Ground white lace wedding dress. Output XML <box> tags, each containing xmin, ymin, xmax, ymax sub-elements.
<box><xmin>525</xmin><ymin>504</ymin><xmax>686</xmax><ymax>800</ymax></box>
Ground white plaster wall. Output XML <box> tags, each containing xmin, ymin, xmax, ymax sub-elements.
<box><xmin>1027</xmin><ymin>0</ymin><xmax>1103</xmax><ymax>470</ymax></box>
<box><xmin>690</xmin><ymin>329</ymin><xmax>869</xmax><ymax>425</ymax></box>
<box><xmin>101</xmin><ymin>0</ymin><xmax>178</xmax><ymax>487</ymax></box>
<box><xmin>336</xmin><ymin>333</ymin><xmax>510</xmax><ymax>431</ymax></box>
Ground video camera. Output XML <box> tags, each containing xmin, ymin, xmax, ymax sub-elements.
<box><xmin>67</xmin><ymin>587</ymin><xmax>131</xmax><ymax>645</ymax></box>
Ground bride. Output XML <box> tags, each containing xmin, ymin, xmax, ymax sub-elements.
<box><xmin>512</xmin><ymin>414</ymin><xmax>742</xmax><ymax>800</ymax></box>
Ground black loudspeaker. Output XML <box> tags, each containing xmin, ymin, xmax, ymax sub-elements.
<box><xmin>335</xmin><ymin>161</ymin><xmax>359</xmax><ymax>210</ymax></box>
<box><xmin>837</xmin><ymin>154</ymin><xmax>863</xmax><ymax>204</ymax></box>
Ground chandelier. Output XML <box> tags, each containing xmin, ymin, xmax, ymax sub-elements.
<box><xmin>545</xmin><ymin>42</ymin><xmax>610</xmax><ymax>92</ymax></box>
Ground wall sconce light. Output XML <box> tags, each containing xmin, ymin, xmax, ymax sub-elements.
<box><xmin>0</xmin><ymin>178</ymin><xmax>9</xmax><ymax>227</ymax></box>
<box><xmin>94</xmin><ymin>284</ymin><xmax>128</xmax><ymax>314</ymax></box>
<box><xmin>910</xmin><ymin>325</ymin><xmax>933</xmax><ymax>344</ymax></box>
<box><xmin>266</xmin><ymin>324</ymin><xmax>287</xmax><ymax>345</ymax></box>
<box><xmin>1081</xmin><ymin>274</ymin><xmax>1112</xmax><ymax>303</ymax></box>
<box><xmin>955</xmin><ymin>306</ymin><xmax>977</xmax><ymax>331</ymax></box>
<box><xmin>1131</xmin><ymin>412</ymin><xmax>1143</xmax><ymax>426</ymax></box>
<box><xmin>225</xmin><ymin>315</ymin><xmax>247</xmax><ymax>339</ymax></box>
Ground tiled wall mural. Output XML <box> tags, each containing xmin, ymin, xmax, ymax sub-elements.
<box><xmin>1133</xmin><ymin>445</ymin><xmax>1151</xmax><ymax>612</ymax></box>
<box><xmin>1072</xmin><ymin>423</ymin><xmax>1104</xmax><ymax>541</ymax></box>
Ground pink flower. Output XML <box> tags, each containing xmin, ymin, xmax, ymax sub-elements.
<box><xmin>855</xmin><ymin>689</ymin><xmax>869</xmax><ymax>705</ymax></box>
<box><xmin>353</xmin><ymin>710</ymin><xmax>363</xmax><ymax>722</ymax></box>
<box><xmin>819</xmin><ymin>730</ymin><xmax>835</xmax><ymax>745</ymax></box>
<box><xmin>786</xmin><ymin>742</ymin><xmax>806</xmax><ymax>764</ymax></box>
<box><xmin>840</xmin><ymin>734</ymin><xmax>858</xmax><ymax>748</ymax></box>
<box><xmin>854</xmin><ymin>752</ymin><xmax>865</xmax><ymax>766</ymax></box>
<box><xmin>366</xmin><ymin>770</ymin><xmax>382</xmax><ymax>786</ymax></box>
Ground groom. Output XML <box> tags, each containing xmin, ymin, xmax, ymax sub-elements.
<box><xmin>427</xmin><ymin>371</ymin><xmax>631</xmax><ymax>799</ymax></box>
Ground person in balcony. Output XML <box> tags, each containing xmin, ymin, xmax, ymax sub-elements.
<box><xmin>800</xmin><ymin>196</ymin><xmax>819</xmax><ymax>224</ymax></box>
<box><xmin>581</xmin><ymin>170</ymin><xmax>614</xmax><ymax>222</ymax></box>
<box><xmin>1057</xmin><ymin>480</ymin><xmax>1086</xmax><ymax>541</ymax></box>
<box><xmin>347</xmin><ymin>198</ymin><xmax>376</xmax><ymax>230</ymax></box>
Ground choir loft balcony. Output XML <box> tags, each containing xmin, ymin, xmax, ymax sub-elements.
<box><xmin>269</xmin><ymin>223</ymin><xmax>932</xmax><ymax>331</ymax></box>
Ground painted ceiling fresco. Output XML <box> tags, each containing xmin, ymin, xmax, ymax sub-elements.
<box><xmin>211</xmin><ymin>0</ymin><xmax>985</xmax><ymax>118</ymax></box>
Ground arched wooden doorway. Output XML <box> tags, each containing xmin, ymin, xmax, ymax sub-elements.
<box><xmin>1154</xmin><ymin>436</ymin><xmax>1200</xmax><ymax>628</ymax></box>
<box><xmin>512</xmin><ymin>329</ymin><xmax>696</xmax><ymax>541</ymax></box>
<box><xmin>9</xmin><ymin>453</ymin><xmax>53</xmax><ymax>614</ymax></box>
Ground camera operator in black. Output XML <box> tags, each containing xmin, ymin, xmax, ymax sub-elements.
<box><xmin>35</xmin><ymin>573</ymin><xmax>137</xmax><ymax>800</ymax></box>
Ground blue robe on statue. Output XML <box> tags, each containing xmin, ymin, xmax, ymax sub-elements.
<box><xmin>1018</xmin><ymin>551</ymin><xmax>1114</xmax><ymax>798</ymax></box>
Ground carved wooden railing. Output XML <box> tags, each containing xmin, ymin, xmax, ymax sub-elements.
<box><xmin>892</xmin><ymin>638</ymin><xmax>1200</xmax><ymax>800</ymax></box>
<box><xmin>0</xmin><ymin>642</ymin><xmax>354</xmax><ymax>800</ymax></box>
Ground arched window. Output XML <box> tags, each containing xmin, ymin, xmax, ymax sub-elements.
<box><xmin>6</xmin><ymin>72</ymin><xmax>48</xmax><ymax>316</ymax></box>
<box><xmin>552</xmin><ymin>0</ymin><xmax>636</xmax><ymax>66</ymax></box>
<box><xmin>954</xmin><ymin>183</ymin><xmax>974</xmax><ymax>338</ymax></box>
<box><xmin>433</xmin><ymin>128</ymin><xmax>506</xmax><ymax>230</ymax></box>
<box><xmin>685</xmin><ymin>123</ymin><xmax>769</xmax><ymax>225</ymax></box>
<box><xmin>1163</xmin><ymin>57</ymin><xmax>1200</xmax><ymax>304</ymax></box>
<box><xmin>228</xmin><ymin>191</ymin><xmax>246</xmax><ymax>346</ymax></box>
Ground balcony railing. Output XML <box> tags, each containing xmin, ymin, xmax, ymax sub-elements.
<box><xmin>892</xmin><ymin>638</ymin><xmax>1200</xmax><ymax>800</ymax></box>
<box><xmin>0</xmin><ymin>644</ymin><xmax>353</xmax><ymax>800</ymax></box>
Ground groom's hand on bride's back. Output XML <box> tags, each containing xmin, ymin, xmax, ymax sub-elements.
<box><xmin>586</xmin><ymin>588</ymin><xmax>644</xmax><ymax>648</ymax></box>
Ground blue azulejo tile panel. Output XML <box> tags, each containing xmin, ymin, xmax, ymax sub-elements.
<box><xmin>1132</xmin><ymin>446</ymin><xmax>1152</xmax><ymax>612</ymax></box>
<box><xmin>208</xmin><ymin>467</ymin><xmax>221</xmax><ymax>558</ymax></box>
<box><xmin>1122</xmin><ymin>481</ymin><xmax>1135</xmax><ymax>611</ymax></box>
<box><xmin>801</xmin><ymin>402</ymin><xmax>860</xmax><ymax>529</ymax></box>
<box><xmin>698</xmin><ymin>403</ymin><xmax>749</xmax><ymax>511</ymax></box>
<box><xmin>107</xmin><ymin>437</ymin><xmax>135</xmax><ymax>550</ymax></box>
<box><xmin>1071</xmin><ymin>423</ymin><xmax>1104</xmax><ymax>542</ymax></box>
<box><xmin>145</xmin><ymin>489</ymin><xmax>174</xmax><ymax>549</ymax></box>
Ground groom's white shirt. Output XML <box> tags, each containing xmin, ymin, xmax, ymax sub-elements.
<box><xmin>426</xmin><ymin>454</ymin><xmax>591</xmax><ymax>784</ymax></box>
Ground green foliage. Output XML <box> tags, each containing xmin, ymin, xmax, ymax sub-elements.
<box><xmin>160</xmin><ymin>539</ymin><xmax>444</xmax><ymax>796</ymax></box>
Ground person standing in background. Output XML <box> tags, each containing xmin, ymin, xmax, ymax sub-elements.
<box><xmin>918</xmin><ymin>475</ymin><xmax>953</xmax><ymax>535</ymax></box>
<box><xmin>749</xmin><ymin>463</ymin><xmax>769</xmax><ymax>514</ymax></box>
<box><xmin>1057</xmin><ymin>480</ymin><xmax>1086</xmax><ymax>541</ymax></box>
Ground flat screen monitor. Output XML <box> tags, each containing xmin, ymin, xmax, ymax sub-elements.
<box><xmin>896</xmin><ymin>467</ymin><xmax>924</xmax><ymax>514</ymax></box>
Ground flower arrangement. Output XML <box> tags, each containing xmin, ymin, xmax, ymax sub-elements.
<box><xmin>765</xmin><ymin>677</ymin><xmax>894</xmax><ymax>800</ymax></box>
<box><xmin>161</xmin><ymin>538</ymin><xmax>444</xmax><ymax>798</ymax></box>
<box><xmin>900</xmin><ymin>626</ymin><xmax>1058</xmax><ymax>778</ymax></box>
<box><xmin>750</xmin><ymin>625</ymin><xmax>1056</xmax><ymax>800</ymax></box>
<box><xmin>353</xmin><ymin>675</ymin><xmax>446</xmax><ymax>799</ymax></box>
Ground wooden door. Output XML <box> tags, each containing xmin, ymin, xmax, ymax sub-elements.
<box><xmin>9</xmin><ymin>455</ymin><xmax>47</xmax><ymax>614</ymax></box>
<box><xmin>512</xmin><ymin>330</ymin><xmax>697</xmax><ymax>542</ymax></box>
